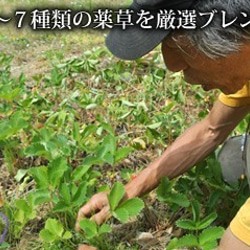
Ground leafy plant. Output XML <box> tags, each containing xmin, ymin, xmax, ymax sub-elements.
<box><xmin>157</xmin><ymin>177</ymin><xmax>190</xmax><ymax>210</ymax></box>
<box><xmin>40</xmin><ymin>218</ymin><xmax>72</xmax><ymax>243</ymax></box>
<box><xmin>166</xmin><ymin>201</ymin><xmax>224</xmax><ymax>250</ymax></box>
<box><xmin>78</xmin><ymin>182</ymin><xmax>144</xmax><ymax>248</ymax></box>
<box><xmin>107</xmin><ymin>182</ymin><xmax>144</xmax><ymax>223</ymax></box>
<box><xmin>79</xmin><ymin>219</ymin><xmax>111</xmax><ymax>240</ymax></box>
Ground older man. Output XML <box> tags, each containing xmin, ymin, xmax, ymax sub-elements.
<box><xmin>76</xmin><ymin>0</ymin><xmax>250</xmax><ymax>249</ymax></box>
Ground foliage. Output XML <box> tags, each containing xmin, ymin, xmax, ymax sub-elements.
<box><xmin>166</xmin><ymin>199</ymin><xmax>224</xmax><ymax>250</ymax></box>
<box><xmin>0</xmin><ymin>41</ymin><xmax>248</xmax><ymax>250</ymax></box>
<box><xmin>40</xmin><ymin>218</ymin><xmax>72</xmax><ymax>243</ymax></box>
<box><xmin>107</xmin><ymin>182</ymin><xmax>144</xmax><ymax>223</ymax></box>
<box><xmin>159</xmin><ymin>155</ymin><xmax>249</xmax><ymax>249</ymax></box>
<box><xmin>78</xmin><ymin>182</ymin><xmax>144</xmax><ymax>247</ymax></box>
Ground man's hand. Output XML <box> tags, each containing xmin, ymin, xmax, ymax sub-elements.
<box><xmin>75</xmin><ymin>191</ymin><xmax>111</xmax><ymax>231</ymax></box>
<box><xmin>78</xmin><ymin>244</ymin><xmax>98</xmax><ymax>250</ymax></box>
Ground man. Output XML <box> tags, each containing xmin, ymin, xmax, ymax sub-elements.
<box><xmin>76</xmin><ymin>0</ymin><xmax>250</xmax><ymax>249</ymax></box>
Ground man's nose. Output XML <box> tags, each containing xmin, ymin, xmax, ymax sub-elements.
<box><xmin>161</xmin><ymin>42</ymin><xmax>188</xmax><ymax>72</ymax></box>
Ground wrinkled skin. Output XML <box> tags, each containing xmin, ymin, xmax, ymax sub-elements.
<box><xmin>161</xmin><ymin>33</ymin><xmax>250</xmax><ymax>95</ymax></box>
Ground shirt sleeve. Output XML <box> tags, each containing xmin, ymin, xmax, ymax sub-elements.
<box><xmin>219</xmin><ymin>82</ymin><xmax>250</xmax><ymax>107</ymax></box>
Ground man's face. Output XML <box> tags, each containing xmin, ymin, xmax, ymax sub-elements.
<box><xmin>161</xmin><ymin>33</ymin><xmax>250</xmax><ymax>95</ymax></box>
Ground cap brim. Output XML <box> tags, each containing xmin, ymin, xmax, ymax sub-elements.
<box><xmin>105</xmin><ymin>0</ymin><xmax>197</xmax><ymax>60</ymax></box>
<box><xmin>106</xmin><ymin>25</ymin><xmax>169</xmax><ymax>60</ymax></box>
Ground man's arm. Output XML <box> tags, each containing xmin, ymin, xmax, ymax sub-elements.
<box><xmin>124</xmin><ymin>100</ymin><xmax>250</xmax><ymax>199</ymax></box>
<box><xmin>76</xmin><ymin>100</ymin><xmax>250</xmax><ymax>226</ymax></box>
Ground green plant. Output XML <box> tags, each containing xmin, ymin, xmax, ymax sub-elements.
<box><xmin>78</xmin><ymin>219</ymin><xmax>112</xmax><ymax>248</ymax></box>
<box><xmin>107</xmin><ymin>182</ymin><xmax>144</xmax><ymax>223</ymax></box>
<box><xmin>166</xmin><ymin>201</ymin><xmax>224</xmax><ymax>250</ymax></box>
<box><xmin>157</xmin><ymin>177</ymin><xmax>190</xmax><ymax>210</ymax></box>
<box><xmin>78</xmin><ymin>182</ymin><xmax>144</xmax><ymax>248</ymax></box>
<box><xmin>40</xmin><ymin>218</ymin><xmax>72</xmax><ymax>243</ymax></box>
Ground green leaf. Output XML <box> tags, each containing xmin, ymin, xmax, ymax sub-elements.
<box><xmin>164</xmin><ymin>102</ymin><xmax>175</xmax><ymax>114</ymax></box>
<box><xmin>72</xmin><ymin>122</ymin><xmax>81</xmax><ymax>141</ymax></box>
<box><xmin>0</xmin><ymin>87</ymin><xmax>22</xmax><ymax>101</ymax></box>
<box><xmin>156</xmin><ymin>177</ymin><xmax>173</xmax><ymax>201</ymax></box>
<box><xmin>114</xmin><ymin>147</ymin><xmax>133</xmax><ymax>163</ymax></box>
<box><xmin>40</xmin><ymin>229</ymin><xmax>57</xmax><ymax>243</ymax></box>
<box><xmin>45</xmin><ymin>218</ymin><xmax>64</xmax><ymax>238</ymax></box>
<box><xmin>107</xmin><ymin>182</ymin><xmax>125</xmax><ymax>211</ymax></box>
<box><xmin>168</xmin><ymin>193</ymin><xmax>190</xmax><ymax>208</ymax></box>
<box><xmin>0</xmin><ymin>242</ymin><xmax>10</xmax><ymax>249</ymax></box>
<box><xmin>119</xmin><ymin>110</ymin><xmax>133</xmax><ymax>119</ymax></box>
<box><xmin>53</xmin><ymin>201</ymin><xmax>70</xmax><ymax>213</ymax></box>
<box><xmin>199</xmin><ymin>227</ymin><xmax>224</xmax><ymax>246</ymax></box>
<box><xmin>101</xmin><ymin>123</ymin><xmax>115</xmax><ymax>136</ymax></box>
<box><xmin>201</xmin><ymin>241</ymin><xmax>218</xmax><ymax>250</ymax></box>
<box><xmin>113</xmin><ymin>207</ymin><xmax>129</xmax><ymax>223</ymax></box>
<box><xmin>79</xmin><ymin>218</ymin><xmax>98</xmax><ymax>239</ymax></box>
<box><xmin>40</xmin><ymin>218</ymin><xmax>70</xmax><ymax>243</ymax></box>
<box><xmin>59</xmin><ymin>183</ymin><xmax>71</xmax><ymax>204</ymax></box>
<box><xmin>72</xmin><ymin>182</ymin><xmax>88</xmax><ymax>207</ymax></box>
<box><xmin>82</xmin><ymin>125</ymin><xmax>98</xmax><ymax>138</ymax></box>
<box><xmin>0</xmin><ymin>112</ymin><xmax>28</xmax><ymax>140</ymax></box>
<box><xmin>14</xmin><ymin>199</ymin><xmax>36</xmax><ymax>223</ymax></box>
<box><xmin>48</xmin><ymin>158</ymin><xmax>68</xmax><ymax>189</ymax></box>
<box><xmin>147</xmin><ymin>122</ymin><xmax>162</xmax><ymax>129</ymax></box>
<box><xmin>102</xmin><ymin>153</ymin><xmax>114</xmax><ymax>165</ymax></box>
<box><xmin>99</xmin><ymin>224</ymin><xmax>112</xmax><ymax>235</ymax></box>
<box><xmin>15</xmin><ymin>199</ymin><xmax>32</xmax><ymax>213</ymax></box>
<box><xmin>176</xmin><ymin>219</ymin><xmax>197</xmax><ymax>230</ymax></box>
<box><xmin>191</xmin><ymin>200</ymin><xmax>201</xmax><ymax>222</ymax></box>
<box><xmin>62</xmin><ymin>231</ymin><xmax>72</xmax><ymax>240</ymax></box>
<box><xmin>86</xmin><ymin>103</ymin><xmax>97</xmax><ymax>110</ymax></box>
<box><xmin>175</xmin><ymin>234</ymin><xmax>199</xmax><ymax>248</ymax></box>
<box><xmin>25</xmin><ymin>143</ymin><xmax>48</xmax><ymax>158</ymax></box>
<box><xmin>72</xmin><ymin>165</ymin><xmax>91</xmax><ymax>181</ymax></box>
<box><xmin>117</xmin><ymin>198</ymin><xmax>144</xmax><ymax>217</ymax></box>
<box><xmin>29</xmin><ymin>188</ymin><xmax>51</xmax><ymax>206</ymax></box>
<box><xmin>197</xmin><ymin>212</ymin><xmax>217</xmax><ymax>230</ymax></box>
<box><xmin>166</xmin><ymin>238</ymin><xmax>178</xmax><ymax>250</ymax></box>
<box><xmin>122</xmin><ymin>100</ymin><xmax>135</xmax><ymax>107</ymax></box>
<box><xmin>207</xmin><ymin>158</ymin><xmax>223</xmax><ymax>184</ymax></box>
<box><xmin>29</xmin><ymin>166</ymin><xmax>49</xmax><ymax>189</ymax></box>
<box><xmin>96</xmin><ymin>145</ymin><xmax>110</xmax><ymax>160</ymax></box>
<box><xmin>83</xmin><ymin>156</ymin><xmax>100</xmax><ymax>166</ymax></box>
<box><xmin>103</xmin><ymin>134</ymin><xmax>116</xmax><ymax>155</ymax></box>
<box><xmin>208</xmin><ymin>190</ymin><xmax>223</xmax><ymax>211</ymax></box>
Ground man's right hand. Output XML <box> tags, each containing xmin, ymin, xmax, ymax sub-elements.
<box><xmin>75</xmin><ymin>191</ymin><xmax>111</xmax><ymax>231</ymax></box>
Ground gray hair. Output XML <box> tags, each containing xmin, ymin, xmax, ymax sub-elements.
<box><xmin>183</xmin><ymin>0</ymin><xmax>250</xmax><ymax>59</ymax></box>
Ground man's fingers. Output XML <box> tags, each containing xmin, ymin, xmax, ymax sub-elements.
<box><xmin>75</xmin><ymin>202</ymin><xmax>97</xmax><ymax>231</ymax></box>
<box><xmin>75</xmin><ymin>205</ymin><xmax>110</xmax><ymax>231</ymax></box>
<box><xmin>90</xmin><ymin>206</ymin><xmax>111</xmax><ymax>225</ymax></box>
<box><xmin>80</xmin><ymin>203</ymin><xmax>94</xmax><ymax>217</ymax></box>
<box><xmin>75</xmin><ymin>192</ymin><xmax>110</xmax><ymax>231</ymax></box>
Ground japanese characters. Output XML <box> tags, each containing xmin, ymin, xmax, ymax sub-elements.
<box><xmin>0</xmin><ymin>9</ymin><xmax>250</xmax><ymax>30</ymax></box>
